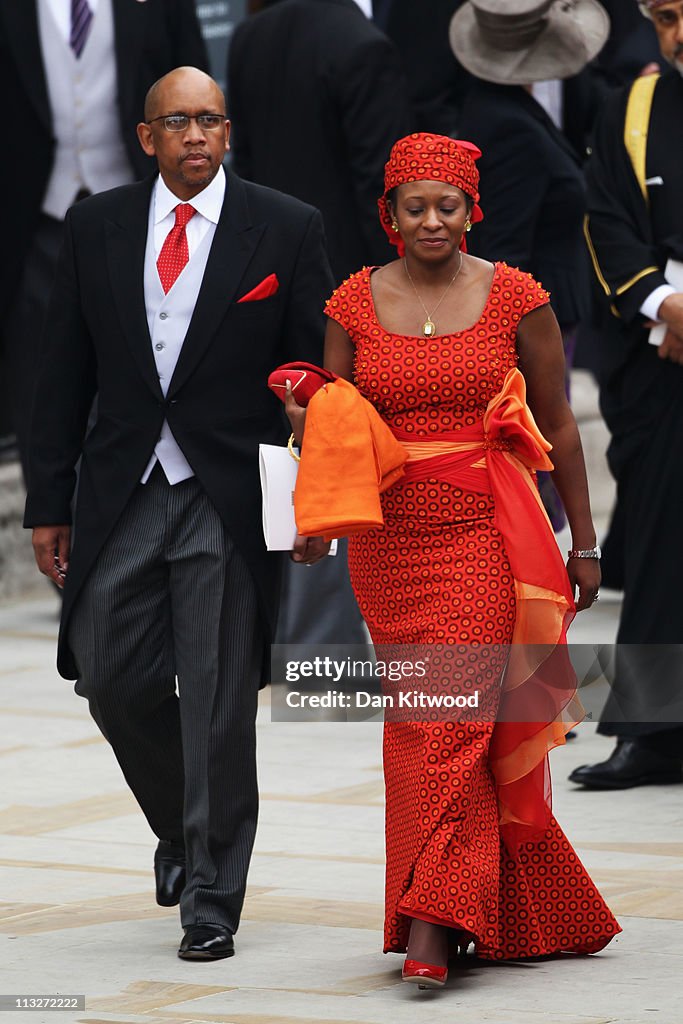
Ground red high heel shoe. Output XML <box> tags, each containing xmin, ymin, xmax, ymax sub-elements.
<box><xmin>402</xmin><ymin>959</ymin><xmax>448</xmax><ymax>989</ymax></box>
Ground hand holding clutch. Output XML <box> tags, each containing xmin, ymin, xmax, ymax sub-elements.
<box><xmin>267</xmin><ymin>362</ymin><xmax>338</xmax><ymax>407</ymax></box>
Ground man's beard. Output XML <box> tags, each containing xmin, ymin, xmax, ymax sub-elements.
<box><xmin>666</xmin><ymin>47</ymin><xmax>683</xmax><ymax>75</ymax></box>
<box><xmin>180</xmin><ymin>169</ymin><xmax>214</xmax><ymax>186</ymax></box>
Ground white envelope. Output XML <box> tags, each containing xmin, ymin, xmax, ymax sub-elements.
<box><xmin>649</xmin><ymin>259</ymin><xmax>683</xmax><ymax>346</ymax></box>
<box><xmin>259</xmin><ymin>443</ymin><xmax>337</xmax><ymax>555</ymax></box>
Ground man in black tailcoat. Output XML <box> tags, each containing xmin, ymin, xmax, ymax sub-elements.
<box><xmin>24</xmin><ymin>67</ymin><xmax>333</xmax><ymax>958</ymax></box>
<box><xmin>572</xmin><ymin>0</ymin><xmax>683</xmax><ymax>789</ymax></box>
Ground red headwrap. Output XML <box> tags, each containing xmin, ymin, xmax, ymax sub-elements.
<box><xmin>378</xmin><ymin>133</ymin><xmax>484</xmax><ymax>257</ymax></box>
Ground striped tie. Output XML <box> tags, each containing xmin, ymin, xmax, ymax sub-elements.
<box><xmin>70</xmin><ymin>0</ymin><xmax>93</xmax><ymax>59</ymax></box>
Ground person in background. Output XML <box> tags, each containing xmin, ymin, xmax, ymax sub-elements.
<box><xmin>24</xmin><ymin>67</ymin><xmax>333</xmax><ymax>961</ymax></box>
<box><xmin>228</xmin><ymin>0</ymin><xmax>412</xmax><ymax>662</ymax></box>
<box><xmin>373</xmin><ymin>0</ymin><xmax>473</xmax><ymax>135</ymax></box>
<box><xmin>229</xmin><ymin>0</ymin><xmax>410</xmax><ymax>283</ymax></box>
<box><xmin>453</xmin><ymin>0</ymin><xmax>609</xmax><ymax>530</ymax></box>
<box><xmin>571</xmin><ymin>0</ymin><xmax>683</xmax><ymax>790</ymax></box>
<box><xmin>0</xmin><ymin>0</ymin><xmax>208</xmax><ymax>478</ymax></box>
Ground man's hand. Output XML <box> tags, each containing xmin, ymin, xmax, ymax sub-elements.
<box><xmin>658</xmin><ymin>328</ymin><xmax>683</xmax><ymax>365</ymax></box>
<box><xmin>291</xmin><ymin>533</ymin><xmax>331</xmax><ymax>564</ymax></box>
<box><xmin>32</xmin><ymin>526</ymin><xmax>71</xmax><ymax>589</ymax></box>
<box><xmin>657</xmin><ymin>293</ymin><xmax>683</xmax><ymax>338</ymax></box>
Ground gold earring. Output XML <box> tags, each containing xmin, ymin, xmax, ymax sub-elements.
<box><xmin>391</xmin><ymin>219</ymin><xmax>399</xmax><ymax>232</ymax></box>
<box><xmin>465</xmin><ymin>220</ymin><xmax>472</xmax><ymax>232</ymax></box>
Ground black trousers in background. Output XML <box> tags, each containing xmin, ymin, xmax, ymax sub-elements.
<box><xmin>275</xmin><ymin>536</ymin><xmax>367</xmax><ymax>648</ymax></box>
<box><xmin>597</xmin><ymin>391</ymin><xmax>683</xmax><ymax>758</ymax></box>
<box><xmin>69</xmin><ymin>468</ymin><xmax>263</xmax><ymax>931</ymax></box>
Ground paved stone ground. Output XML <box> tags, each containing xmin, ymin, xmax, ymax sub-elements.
<box><xmin>2</xmin><ymin>587</ymin><xmax>682</xmax><ymax>1024</ymax></box>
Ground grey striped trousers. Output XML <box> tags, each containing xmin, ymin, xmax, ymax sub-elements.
<box><xmin>70</xmin><ymin>467</ymin><xmax>262</xmax><ymax>931</ymax></box>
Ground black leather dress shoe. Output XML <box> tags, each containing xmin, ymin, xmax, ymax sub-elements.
<box><xmin>178</xmin><ymin>924</ymin><xmax>235</xmax><ymax>960</ymax></box>
<box><xmin>568</xmin><ymin>739</ymin><xmax>683</xmax><ymax>789</ymax></box>
<box><xmin>154</xmin><ymin>840</ymin><xmax>186</xmax><ymax>907</ymax></box>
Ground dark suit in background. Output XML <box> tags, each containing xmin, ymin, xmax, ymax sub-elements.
<box><xmin>228</xmin><ymin>0</ymin><xmax>411</xmax><ymax>658</ymax></box>
<box><xmin>583</xmin><ymin>69</ymin><xmax>683</xmax><ymax>763</ymax></box>
<box><xmin>458</xmin><ymin>82</ymin><xmax>590</xmax><ymax>331</ymax></box>
<box><xmin>375</xmin><ymin>0</ymin><xmax>471</xmax><ymax>135</ymax></box>
<box><xmin>0</xmin><ymin>0</ymin><xmax>208</xmax><ymax>474</ymax></box>
<box><xmin>228</xmin><ymin>0</ymin><xmax>410</xmax><ymax>283</ymax></box>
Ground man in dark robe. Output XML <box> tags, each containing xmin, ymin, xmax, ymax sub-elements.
<box><xmin>572</xmin><ymin>0</ymin><xmax>683</xmax><ymax>788</ymax></box>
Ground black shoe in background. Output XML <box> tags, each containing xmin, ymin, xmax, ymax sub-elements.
<box><xmin>568</xmin><ymin>739</ymin><xmax>683</xmax><ymax>789</ymax></box>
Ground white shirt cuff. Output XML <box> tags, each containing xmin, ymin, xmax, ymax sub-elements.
<box><xmin>640</xmin><ymin>284</ymin><xmax>676</xmax><ymax>323</ymax></box>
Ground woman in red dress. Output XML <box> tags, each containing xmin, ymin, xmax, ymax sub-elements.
<box><xmin>287</xmin><ymin>133</ymin><xmax>620</xmax><ymax>989</ymax></box>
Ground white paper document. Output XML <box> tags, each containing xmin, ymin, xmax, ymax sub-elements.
<box><xmin>259</xmin><ymin>443</ymin><xmax>337</xmax><ymax>554</ymax></box>
<box><xmin>649</xmin><ymin>259</ymin><xmax>683</xmax><ymax>346</ymax></box>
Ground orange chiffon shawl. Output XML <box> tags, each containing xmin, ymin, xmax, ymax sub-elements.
<box><xmin>294</xmin><ymin>377</ymin><xmax>407</xmax><ymax>538</ymax></box>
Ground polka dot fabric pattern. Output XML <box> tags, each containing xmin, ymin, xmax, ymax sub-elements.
<box><xmin>157</xmin><ymin>203</ymin><xmax>196</xmax><ymax>294</ymax></box>
<box><xmin>325</xmin><ymin>263</ymin><xmax>621</xmax><ymax>958</ymax></box>
<box><xmin>382</xmin><ymin>134</ymin><xmax>481</xmax><ymax>204</ymax></box>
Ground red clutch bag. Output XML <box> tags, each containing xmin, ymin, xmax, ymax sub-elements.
<box><xmin>267</xmin><ymin>362</ymin><xmax>338</xmax><ymax>407</ymax></box>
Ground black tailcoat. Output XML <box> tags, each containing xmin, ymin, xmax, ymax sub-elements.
<box><xmin>24</xmin><ymin>172</ymin><xmax>333</xmax><ymax>679</ymax></box>
<box><xmin>585</xmin><ymin>70</ymin><xmax>683</xmax><ymax>735</ymax></box>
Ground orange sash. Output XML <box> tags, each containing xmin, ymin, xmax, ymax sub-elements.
<box><xmin>397</xmin><ymin>368</ymin><xmax>581</xmax><ymax>851</ymax></box>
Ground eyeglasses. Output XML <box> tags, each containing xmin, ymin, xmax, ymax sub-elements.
<box><xmin>146</xmin><ymin>113</ymin><xmax>226</xmax><ymax>132</ymax></box>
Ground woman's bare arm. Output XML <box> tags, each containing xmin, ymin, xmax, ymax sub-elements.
<box><xmin>324</xmin><ymin>318</ymin><xmax>355</xmax><ymax>380</ymax></box>
<box><xmin>285</xmin><ymin>318</ymin><xmax>355</xmax><ymax>444</ymax></box>
<box><xmin>516</xmin><ymin>304</ymin><xmax>600</xmax><ymax>610</ymax></box>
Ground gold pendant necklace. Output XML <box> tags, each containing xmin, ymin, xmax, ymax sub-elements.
<box><xmin>404</xmin><ymin>252</ymin><xmax>463</xmax><ymax>337</ymax></box>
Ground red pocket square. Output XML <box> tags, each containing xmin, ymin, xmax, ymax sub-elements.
<box><xmin>237</xmin><ymin>273</ymin><xmax>279</xmax><ymax>303</ymax></box>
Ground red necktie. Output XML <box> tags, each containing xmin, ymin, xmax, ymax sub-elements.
<box><xmin>157</xmin><ymin>204</ymin><xmax>196</xmax><ymax>293</ymax></box>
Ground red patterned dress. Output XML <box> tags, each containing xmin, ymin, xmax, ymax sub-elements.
<box><xmin>324</xmin><ymin>263</ymin><xmax>620</xmax><ymax>959</ymax></box>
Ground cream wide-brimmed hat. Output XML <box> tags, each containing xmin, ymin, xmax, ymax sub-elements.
<box><xmin>449</xmin><ymin>0</ymin><xmax>610</xmax><ymax>85</ymax></box>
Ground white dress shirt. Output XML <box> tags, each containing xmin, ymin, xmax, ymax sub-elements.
<box><xmin>531</xmin><ymin>80</ymin><xmax>563</xmax><ymax>130</ymax></box>
<box><xmin>642</xmin><ymin>285</ymin><xmax>676</xmax><ymax>341</ymax></box>
<box><xmin>152</xmin><ymin>165</ymin><xmax>226</xmax><ymax>259</ymax></box>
